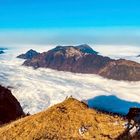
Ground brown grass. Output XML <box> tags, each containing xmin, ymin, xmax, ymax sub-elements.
<box><xmin>0</xmin><ymin>98</ymin><xmax>126</xmax><ymax>140</ymax></box>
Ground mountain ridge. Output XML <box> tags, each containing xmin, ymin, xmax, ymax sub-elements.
<box><xmin>20</xmin><ymin>44</ymin><xmax>140</xmax><ymax>81</ymax></box>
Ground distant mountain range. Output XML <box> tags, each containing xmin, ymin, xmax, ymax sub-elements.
<box><xmin>0</xmin><ymin>47</ymin><xmax>7</xmax><ymax>54</ymax></box>
<box><xmin>18</xmin><ymin>44</ymin><xmax>140</xmax><ymax>81</ymax></box>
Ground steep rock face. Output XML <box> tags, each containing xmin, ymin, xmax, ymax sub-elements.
<box><xmin>23</xmin><ymin>45</ymin><xmax>140</xmax><ymax>81</ymax></box>
<box><xmin>0</xmin><ymin>98</ymin><xmax>125</xmax><ymax>140</ymax></box>
<box><xmin>17</xmin><ymin>49</ymin><xmax>39</xmax><ymax>59</ymax></box>
<box><xmin>0</xmin><ymin>85</ymin><xmax>24</xmax><ymax>125</ymax></box>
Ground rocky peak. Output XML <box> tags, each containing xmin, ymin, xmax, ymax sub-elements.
<box><xmin>65</xmin><ymin>47</ymin><xmax>83</xmax><ymax>57</ymax></box>
<box><xmin>17</xmin><ymin>49</ymin><xmax>39</xmax><ymax>59</ymax></box>
<box><xmin>76</xmin><ymin>44</ymin><xmax>98</xmax><ymax>54</ymax></box>
<box><xmin>51</xmin><ymin>44</ymin><xmax>97</xmax><ymax>58</ymax></box>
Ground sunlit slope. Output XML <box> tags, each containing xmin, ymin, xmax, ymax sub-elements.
<box><xmin>0</xmin><ymin>98</ymin><xmax>125</xmax><ymax>140</ymax></box>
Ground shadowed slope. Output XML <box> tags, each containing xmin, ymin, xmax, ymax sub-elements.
<box><xmin>0</xmin><ymin>85</ymin><xmax>24</xmax><ymax>125</ymax></box>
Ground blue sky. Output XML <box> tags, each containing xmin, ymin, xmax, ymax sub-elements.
<box><xmin>0</xmin><ymin>0</ymin><xmax>140</xmax><ymax>28</ymax></box>
<box><xmin>0</xmin><ymin>0</ymin><xmax>140</xmax><ymax>45</ymax></box>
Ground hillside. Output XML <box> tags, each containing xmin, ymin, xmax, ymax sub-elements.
<box><xmin>0</xmin><ymin>98</ymin><xmax>126</xmax><ymax>140</ymax></box>
<box><xmin>98</xmin><ymin>59</ymin><xmax>140</xmax><ymax>81</ymax></box>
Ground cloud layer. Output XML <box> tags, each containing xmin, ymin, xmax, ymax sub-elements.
<box><xmin>0</xmin><ymin>44</ymin><xmax>140</xmax><ymax>114</ymax></box>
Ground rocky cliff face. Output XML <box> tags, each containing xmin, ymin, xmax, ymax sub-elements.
<box><xmin>22</xmin><ymin>44</ymin><xmax>140</xmax><ymax>81</ymax></box>
<box><xmin>17</xmin><ymin>49</ymin><xmax>39</xmax><ymax>59</ymax></box>
<box><xmin>0</xmin><ymin>85</ymin><xmax>24</xmax><ymax>125</ymax></box>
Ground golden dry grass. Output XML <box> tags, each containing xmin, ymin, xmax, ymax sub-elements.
<box><xmin>0</xmin><ymin>98</ymin><xmax>126</xmax><ymax>140</ymax></box>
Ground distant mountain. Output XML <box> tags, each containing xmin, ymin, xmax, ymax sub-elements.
<box><xmin>0</xmin><ymin>51</ymin><xmax>4</xmax><ymax>54</ymax></box>
<box><xmin>22</xmin><ymin>44</ymin><xmax>140</xmax><ymax>81</ymax></box>
<box><xmin>0</xmin><ymin>47</ymin><xmax>7</xmax><ymax>51</ymax></box>
<box><xmin>137</xmin><ymin>55</ymin><xmax>140</xmax><ymax>57</ymax></box>
<box><xmin>0</xmin><ymin>47</ymin><xmax>7</xmax><ymax>54</ymax></box>
<box><xmin>0</xmin><ymin>85</ymin><xmax>24</xmax><ymax>125</ymax></box>
<box><xmin>54</xmin><ymin>44</ymin><xmax>98</xmax><ymax>54</ymax></box>
<box><xmin>0</xmin><ymin>98</ymin><xmax>126</xmax><ymax>139</ymax></box>
<box><xmin>17</xmin><ymin>49</ymin><xmax>40</xmax><ymax>59</ymax></box>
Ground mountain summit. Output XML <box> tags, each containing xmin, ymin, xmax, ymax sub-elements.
<box><xmin>17</xmin><ymin>49</ymin><xmax>39</xmax><ymax>59</ymax></box>
<box><xmin>53</xmin><ymin>44</ymin><xmax>98</xmax><ymax>55</ymax></box>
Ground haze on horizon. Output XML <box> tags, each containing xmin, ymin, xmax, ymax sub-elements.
<box><xmin>0</xmin><ymin>0</ymin><xmax>140</xmax><ymax>46</ymax></box>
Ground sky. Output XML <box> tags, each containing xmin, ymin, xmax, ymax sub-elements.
<box><xmin>0</xmin><ymin>0</ymin><xmax>140</xmax><ymax>45</ymax></box>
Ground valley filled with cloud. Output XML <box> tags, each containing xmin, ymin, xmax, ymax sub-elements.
<box><xmin>0</xmin><ymin>44</ymin><xmax>140</xmax><ymax>115</ymax></box>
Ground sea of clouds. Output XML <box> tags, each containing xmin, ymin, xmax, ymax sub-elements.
<box><xmin>0</xmin><ymin>44</ymin><xmax>140</xmax><ymax>115</ymax></box>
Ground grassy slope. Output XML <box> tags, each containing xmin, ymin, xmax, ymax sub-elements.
<box><xmin>0</xmin><ymin>98</ymin><xmax>126</xmax><ymax>140</ymax></box>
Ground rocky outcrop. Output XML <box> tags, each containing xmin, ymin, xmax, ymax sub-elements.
<box><xmin>0</xmin><ymin>98</ymin><xmax>126</xmax><ymax>139</ymax></box>
<box><xmin>22</xmin><ymin>45</ymin><xmax>140</xmax><ymax>81</ymax></box>
<box><xmin>117</xmin><ymin>108</ymin><xmax>140</xmax><ymax>139</ymax></box>
<box><xmin>127</xmin><ymin>107</ymin><xmax>140</xmax><ymax>123</ymax></box>
<box><xmin>0</xmin><ymin>85</ymin><xmax>24</xmax><ymax>125</ymax></box>
<box><xmin>17</xmin><ymin>49</ymin><xmax>39</xmax><ymax>59</ymax></box>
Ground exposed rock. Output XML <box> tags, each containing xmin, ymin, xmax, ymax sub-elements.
<box><xmin>127</xmin><ymin>108</ymin><xmax>140</xmax><ymax>122</ymax></box>
<box><xmin>0</xmin><ymin>98</ymin><xmax>126</xmax><ymax>139</ymax></box>
<box><xmin>117</xmin><ymin>108</ymin><xmax>140</xmax><ymax>139</ymax></box>
<box><xmin>0</xmin><ymin>85</ymin><xmax>24</xmax><ymax>125</ymax></box>
<box><xmin>23</xmin><ymin>45</ymin><xmax>140</xmax><ymax>81</ymax></box>
<box><xmin>17</xmin><ymin>49</ymin><xmax>39</xmax><ymax>59</ymax></box>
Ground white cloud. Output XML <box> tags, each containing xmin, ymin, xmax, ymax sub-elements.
<box><xmin>0</xmin><ymin>44</ymin><xmax>140</xmax><ymax>115</ymax></box>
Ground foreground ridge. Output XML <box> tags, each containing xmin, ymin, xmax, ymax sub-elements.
<box><xmin>0</xmin><ymin>97</ymin><xmax>127</xmax><ymax>140</ymax></box>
